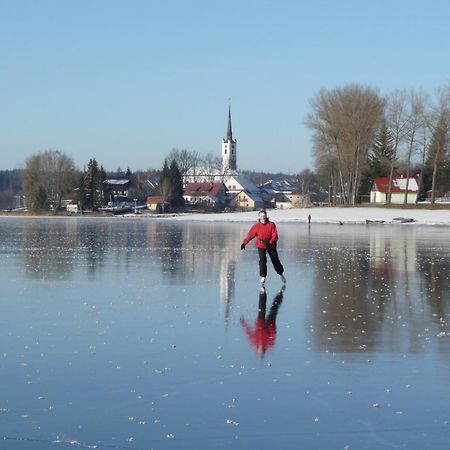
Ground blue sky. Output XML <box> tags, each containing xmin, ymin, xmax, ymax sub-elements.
<box><xmin>1</xmin><ymin>0</ymin><xmax>450</xmax><ymax>173</ymax></box>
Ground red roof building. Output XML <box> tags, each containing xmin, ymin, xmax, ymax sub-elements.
<box><xmin>371</xmin><ymin>177</ymin><xmax>419</xmax><ymax>204</ymax></box>
<box><xmin>183</xmin><ymin>182</ymin><xmax>227</xmax><ymax>206</ymax></box>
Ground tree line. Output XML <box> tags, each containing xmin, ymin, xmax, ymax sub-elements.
<box><xmin>306</xmin><ymin>83</ymin><xmax>450</xmax><ymax>205</ymax></box>
<box><xmin>4</xmin><ymin>83</ymin><xmax>450</xmax><ymax>212</ymax></box>
<box><xmin>14</xmin><ymin>149</ymin><xmax>214</xmax><ymax>211</ymax></box>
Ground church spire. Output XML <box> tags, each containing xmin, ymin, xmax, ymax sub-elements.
<box><xmin>222</xmin><ymin>103</ymin><xmax>237</xmax><ymax>174</ymax></box>
<box><xmin>227</xmin><ymin>104</ymin><xmax>233</xmax><ymax>141</ymax></box>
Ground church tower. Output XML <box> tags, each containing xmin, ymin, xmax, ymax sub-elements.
<box><xmin>222</xmin><ymin>105</ymin><xmax>237</xmax><ymax>173</ymax></box>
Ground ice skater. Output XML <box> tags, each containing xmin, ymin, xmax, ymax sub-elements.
<box><xmin>240</xmin><ymin>209</ymin><xmax>286</xmax><ymax>286</ymax></box>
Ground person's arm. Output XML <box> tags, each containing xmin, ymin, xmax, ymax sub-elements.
<box><xmin>269</xmin><ymin>223</ymin><xmax>278</xmax><ymax>246</ymax></box>
<box><xmin>242</xmin><ymin>223</ymin><xmax>258</xmax><ymax>246</ymax></box>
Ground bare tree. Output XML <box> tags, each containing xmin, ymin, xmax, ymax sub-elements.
<box><xmin>296</xmin><ymin>169</ymin><xmax>317</xmax><ymax>194</ymax></box>
<box><xmin>167</xmin><ymin>148</ymin><xmax>202</xmax><ymax>182</ymax></box>
<box><xmin>200</xmin><ymin>152</ymin><xmax>221</xmax><ymax>182</ymax></box>
<box><xmin>23</xmin><ymin>150</ymin><xmax>79</xmax><ymax>210</ymax></box>
<box><xmin>403</xmin><ymin>89</ymin><xmax>428</xmax><ymax>204</ymax></box>
<box><xmin>415</xmin><ymin>114</ymin><xmax>430</xmax><ymax>203</ymax></box>
<box><xmin>306</xmin><ymin>84</ymin><xmax>384</xmax><ymax>205</ymax></box>
<box><xmin>385</xmin><ymin>89</ymin><xmax>409</xmax><ymax>204</ymax></box>
<box><xmin>426</xmin><ymin>88</ymin><xmax>450</xmax><ymax>204</ymax></box>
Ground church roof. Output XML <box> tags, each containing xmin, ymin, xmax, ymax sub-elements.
<box><xmin>227</xmin><ymin>105</ymin><xmax>233</xmax><ymax>141</ymax></box>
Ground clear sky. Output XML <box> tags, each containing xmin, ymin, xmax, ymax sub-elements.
<box><xmin>1</xmin><ymin>0</ymin><xmax>450</xmax><ymax>173</ymax></box>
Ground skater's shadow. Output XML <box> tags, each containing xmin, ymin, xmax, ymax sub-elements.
<box><xmin>240</xmin><ymin>287</ymin><xmax>284</xmax><ymax>357</ymax></box>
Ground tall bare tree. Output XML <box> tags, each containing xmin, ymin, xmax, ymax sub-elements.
<box><xmin>403</xmin><ymin>89</ymin><xmax>428</xmax><ymax>204</ymax></box>
<box><xmin>385</xmin><ymin>89</ymin><xmax>409</xmax><ymax>204</ymax></box>
<box><xmin>415</xmin><ymin>114</ymin><xmax>430</xmax><ymax>203</ymax></box>
<box><xmin>426</xmin><ymin>88</ymin><xmax>450</xmax><ymax>204</ymax></box>
<box><xmin>200</xmin><ymin>152</ymin><xmax>222</xmax><ymax>182</ymax></box>
<box><xmin>167</xmin><ymin>148</ymin><xmax>202</xmax><ymax>182</ymax></box>
<box><xmin>23</xmin><ymin>150</ymin><xmax>79</xmax><ymax>210</ymax></box>
<box><xmin>307</xmin><ymin>84</ymin><xmax>384</xmax><ymax>205</ymax></box>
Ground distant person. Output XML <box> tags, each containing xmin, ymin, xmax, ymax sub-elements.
<box><xmin>240</xmin><ymin>209</ymin><xmax>286</xmax><ymax>286</ymax></box>
<box><xmin>240</xmin><ymin>287</ymin><xmax>284</xmax><ymax>356</ymax></box>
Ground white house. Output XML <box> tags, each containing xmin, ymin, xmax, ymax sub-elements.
<box><xmin>371</xmin><ymin>177</ymin><xmax>419</xmax><ymax>204</ymax></box>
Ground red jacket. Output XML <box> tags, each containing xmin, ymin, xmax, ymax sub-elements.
<box><xmin>243</xmin><ymin>220</ymin><xmax>278</xmax><ymax>249</ymax></box>
<box><xmin>241</xmin><ymin>318</ymin><xmax>276</xmax><ymax>355</ymax></box>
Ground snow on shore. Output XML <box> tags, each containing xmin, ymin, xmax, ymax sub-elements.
<box><xmin>1</xmin><ymin>207</ymin><xmax>449</xmax><ymax>226</ymax></box>
<box><xmin>159</xmin><ymin>207</ymin><xmax>450</xmax><ymax>226</ymax></box>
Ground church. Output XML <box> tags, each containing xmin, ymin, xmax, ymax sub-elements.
<box><xmin>182</xmin><ymin>107</ymin><xmax>265</xmax><ymax>210</ymax></box>
<box><xmin>184</xmin><ymin>106</ymin><xmax>239</xmax><ymax>184</ymax></box>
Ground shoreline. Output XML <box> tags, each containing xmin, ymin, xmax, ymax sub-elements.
<box><xmin>1</xmin><ymin>206</ymin><xmax>450</xmax><ymax>226</ymax></box>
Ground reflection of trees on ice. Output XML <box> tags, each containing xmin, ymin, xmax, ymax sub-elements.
<box><xmin>306</xmin><ymin>225</ymin><xmax>450</xmax><ymax>355</ymax></box>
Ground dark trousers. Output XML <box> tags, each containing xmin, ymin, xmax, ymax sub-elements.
<box><xmin>258</xmin><ymin>247</ymin><xmax>284</xmax><ymax>277</ymax></box>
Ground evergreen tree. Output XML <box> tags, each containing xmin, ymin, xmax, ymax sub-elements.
<box><xmin>369</xmin><ymin>121</ymin><xmax>394</xmax><ymax>178</ymax></box>
<box><xmin>93</xmin><ymin>163</ymin><xmax>106</xmax><ymax>208</ymax></box>
<box><xmin>115</xmin><ymin>167</ymin><xmax>125</xmax><ymax>179</ymax></box>
<box><xmin>158</xmin><ymin>159</ymin><xmax>172</xmax><ymax>212</ymax></box>
<box><xmin>360</xmin><ymin>121</ymin><xmax>395</xmax><ymax>196</ymax></box>
<box><xmin>81</xmin><ymin>158</ymin><xmax>106</xmax><ymax>209</ymax></box>
<box><xmin>169</xmin><ymin>159</ymin><xmax>184</xmax><ymax>206</ymax></box>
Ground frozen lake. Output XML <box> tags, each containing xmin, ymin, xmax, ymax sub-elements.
<box><xmin>1</xmin><ymin>217</ymin><xmax>450</xmax><ymax>450</ymax></box>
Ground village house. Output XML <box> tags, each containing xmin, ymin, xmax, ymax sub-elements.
<box><xmin>103</xmin><ymin>179</ymin><xmax>135</xmax><ymax>203</ymax></box>
<box><xmin>228</xmin><ymin>190</ymin><xmax>264</xmax><ymax>211</ymax></box>
<box><xmin>225</xmin><ymin>174</ymin><xmax>264</xmax><ymax>210</ymax></box>
<box><xmin>182</xmin><ymin>182</ymin><xmax>227</xmax><ymax>207</ymax></box>
<box><xmin>259</xmin><ymin>179</ymin><xmax>311</xmax><ymax>208</ymax></box>
<box><xmin>146</xmin><ymin>195</ymin><xmax>166</xmax><ymax>213</ymax></box>
<box><xmin>371</xmin><ymin>176</ymin><xmax>419</xmax><ymax>204</ymax></box>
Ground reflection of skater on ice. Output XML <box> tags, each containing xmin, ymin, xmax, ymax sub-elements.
<box><xmin>241</xmin><ymin>209</ymin><xmax>286</xmax><ymax>286</ymax></box>
<box><xmin>240</xmin><ymin>287</ymin><xmax>284</xmax><ymax>357</ymax></box>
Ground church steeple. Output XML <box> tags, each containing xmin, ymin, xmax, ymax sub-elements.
<box><xmin>227</xmin><ymin>105</ymin><xmax>233</xmax><ymax>141</ymax></box>
<box><xmin>222</xmin><ymin>104</ymin><xmax>237</xmax><ymax>174</ymax></box>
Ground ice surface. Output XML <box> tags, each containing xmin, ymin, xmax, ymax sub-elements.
<box><xmin>0</xmin><ymin>217</ymin><xmax>450</xmax><ymax>449</ymax></box>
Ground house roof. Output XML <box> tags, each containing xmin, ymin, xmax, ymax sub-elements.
<box><xmin>373</xmin><ymin>177</ymin><xmax>419</xmax><ymax>193</ymax></box>
<box><xmin>234</xmin><ymin>189</ymin><xmax>264</xmax><ymax>203</ymax></box>
<box><xmin>259</xmin><ymin>179</ymin><xmax>296</xmax><ymax>194</ymax></box>
<box><xmin>104</xmin><ymin>179</ymin><xmax>130</xmax><ymax>186</ymax></box>
<box><xmin>146</xmin><ymin>196</ymin><xmax>164</xmax><ymax>204</ymax></box>
<box><xmin>225</xmin><ymin>175</ymin><xmax>259</xmax><ymax>192</ymax></box>
<box><xmin>183</xmin><ymin>182</ymin><xmax>225</xmax><ymax>197</ymax></box>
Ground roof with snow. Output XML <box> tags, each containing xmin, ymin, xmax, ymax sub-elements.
<box><xmin>259</xmin><ymin>179</ymin><xmax>297</xmax><ymax>194</ymax></box>
<box><xmin>373</xmin><ymin>177</ymin><xmax>419</xmax><ymax>193</ymax></box>
<box><xmin>104</xmin><ymin>179</ymin><xmax>130</xmax><ymax>186</ymax></box>
<box><xmin>225</xmin><ymin>175</ymin><xmax>259</xmax><ymax>192</ymax></box>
